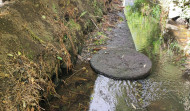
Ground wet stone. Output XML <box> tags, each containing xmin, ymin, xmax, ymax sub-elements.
<box><xmin>90</xmin><ymin>47</ymin><xmax>152</xmax><ymax>80</ymax></box>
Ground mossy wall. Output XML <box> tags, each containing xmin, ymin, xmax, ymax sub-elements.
<box><xmin>0</xmin><ymin>0</ymin><xmax>111</xmax><ymax>110</ymax></box>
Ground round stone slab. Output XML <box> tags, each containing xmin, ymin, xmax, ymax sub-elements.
<box><xmin>90</xmin><ymin>47</ymin><xmax>152</xmax><ymax>80</ymax></box>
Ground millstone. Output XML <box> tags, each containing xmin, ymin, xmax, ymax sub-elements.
<box><xmin>90</xmin><ymin>47</ymin><xmax>152</xmax><ymax>80</ymax></box>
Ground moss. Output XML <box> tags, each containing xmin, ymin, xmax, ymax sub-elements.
<box><xmin>52</xmin><ymin>3</ymin><xmax>58</xmax><ymax>14</ymax></box>
<box><xmin>0</xmin><ymin>18</ymin><xmax>17</xmax><ymax>34</ymax></box>
<box><xmin>25</xmin><ymin>27</ymin><xmax>44</xmax><ymax>44</ymax></box>
<box><xmin>93</xmin><ymin>0</ymin><xmax>103</xmax><ymax>16</ymax></box>
<box><xmin>67</xmin><ymin>19</ymin><xmax>81</xmax><ymax>31</ymax></box>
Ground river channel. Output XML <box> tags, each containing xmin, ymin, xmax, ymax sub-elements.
<box><xmin>88</xmin><ymin>1</ymin><xmax>190</xmax><ymax>111</ymax></box>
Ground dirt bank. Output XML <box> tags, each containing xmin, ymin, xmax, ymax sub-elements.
<box><xmin>0</xmin><ymin>0</ymin><xmax>113</xmax><ymax>110</ymax></box>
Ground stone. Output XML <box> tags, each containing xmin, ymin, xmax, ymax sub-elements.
<box><xmin>168</xmin><ymin>0</ymin><xmax>190</xmax><ymax>19</ymax></box>
<box><xmin>90</xmin><ymin>47</ymin><xmax>152</xmax><ymax>80</ymax></box>
<box><xmin>0</xmin><ymin>0</ymin><xmax>3</xmax><ymax>6</ymax></box>
<box><xmin>168</xmin><ymin>3</ymin><xmax>182</xmax><ymax>19</ymax></box>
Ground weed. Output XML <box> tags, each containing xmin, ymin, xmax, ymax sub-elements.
<box><xmin>80</xmin><ymin>11</ymin><xmax>88</xmax><ymax>18</ymax></box>
<box><xmin>52</xmin><ymin>3</ymin><xmax>57</xmax><ymax>14</ymax></box>
<box><xmin>66</xmin><ymin>19</ymin><xmax>81</xmax><ymax>31</ymax></box>
<box><xmin>107</xmin><ymin>28</ymin><xmax>112</xmax><ymax>31</ymax></box>
<box><xmin>152</xmin><ymin>5</ymin><xmax>161</xmax><ymax>19</ymax></box>
<box><xmin>119</xmin><ymin>17</ymin><xmax>124</xmax><ymax>22</ymax></box>
<box><xmin>94</xmin><ymin>38</ymin><xmax>106</xmax><ymax>45</ymax></box>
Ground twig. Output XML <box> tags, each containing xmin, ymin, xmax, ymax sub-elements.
<box><xmin>65</xmin><ymin>67</ymin><xmax>86</xmax><ymax>81</ymax></box>
<box><xmin>68</xmin><ymin>90</ymin><xmax>89</xmax><ymax>97</ymax></box>
<box><xmin>91</xmin><ymin>18</ymin><xmax>100</xmax><ymax>30</ymax></box>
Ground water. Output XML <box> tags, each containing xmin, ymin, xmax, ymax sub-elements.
<box><xmin>89</xmin><ymin>56</ymin><xmax>190</xmax><ymax>111</ymax></box>
<box><xmin>89</xmin><ymin>1</ymin><xmax>190</xmax><ymax>111</ymax></box>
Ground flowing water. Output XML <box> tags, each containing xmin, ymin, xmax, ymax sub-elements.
<box><xmin>89</xmin><ymin>55</ymin><xmax>190</xmax><ymax>111</ymax></box>
<box><xmin>88</xmin><ymin>1</ymin><xmax>190</xmax><ymax>111</ymax></box>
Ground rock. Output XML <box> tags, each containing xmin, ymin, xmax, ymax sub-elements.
<box><xmin>176</xmin><ymin>18</ymin><xmax>188</xmax><ymax>25</ymax></box>
<box><xmin>182</xmin><ymin>69</ymin><xmax>190</xmax><ymax>81</ymax></box>
<box><xmin>166</xmin><ymin>24</ymin><xmax>179</xmax><ymax>30</ymax></box>
<box><xmin>168</xmin><ymin>2</ymin><xmax>182</xmax><ymax>19</ymax></box>
<box><xmin>0</xmin><ymin>0</ymin><xmax>3</xmax><ymax>7</ymax></box>
<box><xmin>90</xmin><ymin>47</ymin><xmax>152</xmax><ymax>80</ymax></box>
<box><xmin>168</xmin><ymin>0</ymin><xmax>190</xmax><ymax>19</ymax></box>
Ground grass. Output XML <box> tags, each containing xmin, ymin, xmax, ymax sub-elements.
<box><xmin>125</xmin><ymin>0</ymin><xmax>161</xmax><ymax>55</ymax></box>
<box><xmin>94</xmin><ymin>31</ymin><xmax>108</xmax><ymax>45</ymax></box>
<box><xmin>125</xmin><ymin>0</ymin><xmax>186</xmax><ymax>64</ymax></box>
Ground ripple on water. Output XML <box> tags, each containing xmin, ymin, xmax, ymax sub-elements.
<box><xmin>89</xmin><ymin>60</ymin><xmax>190</xmax><ymax>111</ymax></box>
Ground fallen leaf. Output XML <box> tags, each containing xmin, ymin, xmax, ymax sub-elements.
<box><xmin>131</xmin><ymin>103</ymin><xmax>136</xmax><ymax>109</ymax></box>
<box><xmin>18</xmin><ymin>51</ymin><xmax>22</xmax><ymax>56</ymax></box>
<box><xmin>82</xmin><ymin>67</ymin><xmax>86</xmax><ymax>70</ymax></box>
<box><xmin>7</xmin><ymin>54</ymin><xmax>13</xmax><ymax>57</ymax></box>
<box><xmin>2</xmin><ymin>100</ymin><xmax>7</xmax><ymax>104</ymax></box>
<box><xmin>57</xmin><ymin>56</ymin><xmax>63</xmax><ymax>60</ymax></box>
<box><xmin>92</xmin><ymin>47</ymin><xmax>107</xmax><ymax>51</ymax></box>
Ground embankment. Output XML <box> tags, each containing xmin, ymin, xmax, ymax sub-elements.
<box><xmin>0</xmin><ymin>0</ymin><xmax>111</xmax><ymax>110</ymax></box>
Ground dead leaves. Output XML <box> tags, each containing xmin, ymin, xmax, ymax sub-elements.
<box><xmin>92</xmin><ymin>47</ymin><xmax>107</xmax><ymax>51</ymax></box>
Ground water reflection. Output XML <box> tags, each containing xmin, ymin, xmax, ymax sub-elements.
<box><xmin>89</xmin><ymin>76</ymin><xmax>166</xmax><ymax>111</ymax></box>
<box><xmin>89</xmin><ymin>60</ymin><xmax>190</xmax><ymax>111</ymax></box>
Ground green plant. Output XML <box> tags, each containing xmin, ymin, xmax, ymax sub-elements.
<box><xmin>52</xmin><ymin>3</ymin><xmax>57</xmax><ymax>14</ymax></box>
<box><xmin>57</xmin><ymin>56</ymin><xmax>63</xmax><ymax>61</ymax></box>
<box><xmin>125</xmin><ymin>0</ymin><xmax>161</xmax><ymax>53</ymax></box>
<box><xmin>94</xmin><ymin>39</ymin><xmax>106</xmax><ymax>45</ymax></box>
<box><xmin>152</xmin><ymin>5</ymin><xmax>161</xmax><ymax>19</ymax></box>
<box><xmin>80</xmin><ymin>11</ymin><xmax>87</xmax><ymax>18</ymax></box>
<box><xmin>66</xmin><ymin>19</ymin><xmax>81</xmax><ymax>31</ymax></box>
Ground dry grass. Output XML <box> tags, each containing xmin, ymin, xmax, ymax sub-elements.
<box><xmin>0</xmin><ymin>0</ymin><xmax>113</xmax><ymax>110</ymax></box>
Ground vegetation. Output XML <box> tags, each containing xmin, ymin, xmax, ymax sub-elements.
<box><xmin>0</xmin><ymin>0</ymin><xmax>112</xmax><ymax>110</ymax></box>
<box><xmin>125</xmin><ymin>0</ymin><xmax>186</xmax><ymax>63</ymax></box>
<box><xmin>125</xmin><ymin>0</ymin><xmax>161</xmax><ymax>56</ymax></box>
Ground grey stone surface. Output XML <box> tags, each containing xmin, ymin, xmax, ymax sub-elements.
<box><xmin>90</xmin><ymin>47</ymin><xmax>152</xmax><ymax>80</ymax></box>
<box><xmin>90</xmin><ymin>12</ymin><xmax>152</xmax><ymax>80</ymax></box>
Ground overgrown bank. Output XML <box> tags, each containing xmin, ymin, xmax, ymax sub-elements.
<box><xmin>125</xmin><ymin>0</ymin><xmax>162</xmax><ymax>56</ymax></box>
<box><xmin>125</xmin><ymin>0</ymin><xmax>186</xmax><ymax>62</ymax></box>
<box><xmin>0</xmin><ymin>0</ymin><xmax>112</xmax><ymax>110</ymax></box>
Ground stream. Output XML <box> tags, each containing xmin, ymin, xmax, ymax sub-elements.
<box><xmin>41</xmin><ymin>1</ymin><xmax>190</xmax><ymax>110</ymax></box>
<box><xmin>88</xmin><ymin>1</ymin><xmax>190</xmax><ymax>111</ymax></box>
<box><xmin>89</xmin><ymin>55</ymin><xmax>189</xmax><ymax>111</ymax></box>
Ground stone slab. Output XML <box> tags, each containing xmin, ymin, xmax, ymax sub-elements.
<box><xmin>90</xmin><ymin>47</ymin><xmax>152</xmax><ymax>80</ymax></box>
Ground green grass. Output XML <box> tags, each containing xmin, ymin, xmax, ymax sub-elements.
<box><xmin>125</xmin><ymin>0</ymin><xmax>161</xmax><ymax>55</ymax></box>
